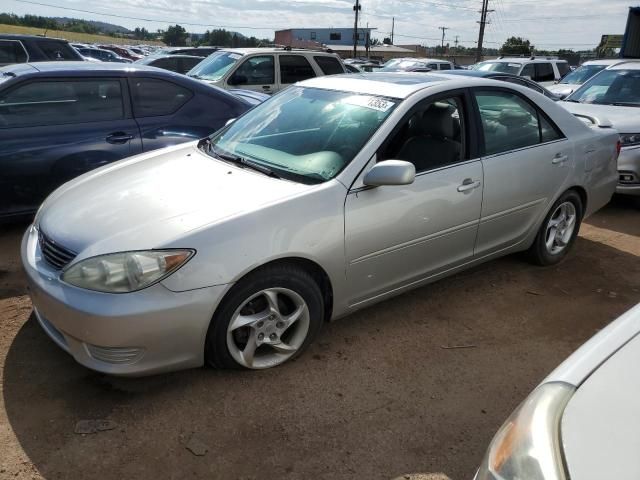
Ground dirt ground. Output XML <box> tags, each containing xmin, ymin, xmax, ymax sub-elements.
<box><xmin>1</xmin><ymin>197</ymin><xmax>639</xmax><ymax>480</ymax></box>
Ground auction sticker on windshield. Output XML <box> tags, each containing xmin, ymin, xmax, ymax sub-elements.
<box><xmin>342</xmin><ymin>95</ymin><xmax>396</xmax><ymax>112</ymax></box>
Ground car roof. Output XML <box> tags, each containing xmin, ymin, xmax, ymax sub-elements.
<box><xmin>0</xmin><ymin>34</ymin><xmax>68</xmax><ymax>42</ymax></box>
<box><xmin>299</xmin><ymin>72</ymin><xmax>461</xmax><ymax>99</ymax></box>
<box><xmin>483</xmin><ymin>57</ymin><xmax>567</xmax><ymax>64</ymax></box>
<box><xmin>609</xmin><ymin>61</ymin><xmax>640</xmax><ymax>70</ymax></box>
<box><xmin>218</xmin><ymin>47</ymin><xmax>337</xmax><ymax>56</ymax></box>
<box><xmin>582</xmin><ymin>58</ymin><xmax>630</xmax><ymax>67</ymax></box>
<box><xmin>0</xmin><ymin>61</ymin><xmax>159</xmax><ymax>75</ymax></box>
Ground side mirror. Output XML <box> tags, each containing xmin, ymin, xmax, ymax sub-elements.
<box><xmin>363</xmin><ymin>160</ymin><xmax>415</xmax><ymax>187</ymax></box>
<box><xmin>228</xmin><ymin>74</ymin><xmax>248</xmax><ymax>86</ymax></box>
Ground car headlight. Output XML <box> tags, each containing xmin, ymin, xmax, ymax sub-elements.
<box><xmin>61</xmin><ymin>250</ymin><xmax>194</xmax><ymax>293</ymax></box>
<box><xmin>475</xmin><ymin>382</ymin><xmax>575</xmax><ymax>480</ymax></box>
<box><xmin>619</xmin><ymin>134</ymin><xmax>640</xmax><ymax>147</ymax></box>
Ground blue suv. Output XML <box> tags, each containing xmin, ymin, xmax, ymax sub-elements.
<box><xmin>0</xmin><ymin>62</ymin><xmax>262</xmax><ymax>220</ymax></box>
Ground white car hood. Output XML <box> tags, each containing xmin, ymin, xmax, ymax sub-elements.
<box><xmin>560</xmin><ymin>101</ymin><xmax>640</xmax><ymax>132</ymax></box>
<box><xmin>561</xmin><ymin>331</ymin><xmax>640</xmax><ymax>480</ymax></box>
<box><xmin>37</xmin><ymin>142</ymin><xmax>309</xmax><ymax>258</ymax></box>
<box><xmin>547</xmin><ymin>83</ymin><xmax>580</xmax><ymax>96</ymax></box>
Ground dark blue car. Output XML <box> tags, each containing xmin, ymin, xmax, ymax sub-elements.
<box><xmin>0</xmin><ymin>62</ymin><xmax>261</xmax><ymax>220</ymax></box>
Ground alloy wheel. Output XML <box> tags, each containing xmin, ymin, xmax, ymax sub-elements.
<box><xmin>545</xmin><ymin>201</ymin><xmax>577</xmax><ymax>255</ymax></box>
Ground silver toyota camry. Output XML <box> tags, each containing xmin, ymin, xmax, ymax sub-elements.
<box><xmin>22</xmin><ymin>73</ymin><xmax>620</xmax><ymax>375</ymax></box>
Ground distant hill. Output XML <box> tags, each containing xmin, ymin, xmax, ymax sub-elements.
<box><xmin>51</xmin><ymin>17</ymin><xmax>131</xmax><ymax>34</ymax></box>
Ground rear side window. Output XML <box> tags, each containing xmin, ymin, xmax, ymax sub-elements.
<box><xmin>36</xmin><ymin>40</ymin><xmax>79</xmax><ymax>60</ymax></box>
<box><xmin>534</xmin><ymin>63</ymin><xmax>555</xmax><ymax>82</ymax></box>
<box><xmin>179</xmin><ymin>57</ymin><xmax>203</xmax><ymax>74</ymax></box>
<box><xmin>556</xmin><ymin>62</ymin><xmax>570</xmax><ymax>78</ymax></box>
<box><xmin>520</xmin><ymin>64</ymin><xmax>534</xmax><ymax>78</ymax></box>
<box><xmin>474</xmin><ymin>90</ymin><xmax>562</xmax><ymax>155</ymax></box>
<box><xmin>0</xmin><ymin>40</ymin><xmax>27</xmax><ymax>64</ymax></box>
<box><xmin>279</xmin><ymin>55</ymin><xmax>316</xmax><ymax>84</ymax></box>
<box><xmin>152</xmin><ymin>57</ymin><xmax>180</xmax><ymax>71</ymax></box>
<box><xmin>130</xmin><ymin>78</ymin><xmax>193</xmax><ymax>117</ymax></box>
<box><xmin>0</xmin><ymin>79</ymin><xmax>124</xmax><ymax>128</ymax></box>
<box><xmin>314</xmin><ymin>55</ymin><xmax>344</xmax><ymax>75</ymax></box>
<box><xmin>439</xmin><ymin>63</ymin><xmax>451</xmax><ymax>70</ymax></box>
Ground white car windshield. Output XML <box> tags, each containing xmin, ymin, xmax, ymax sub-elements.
<box><xmin>559</xmin><ymin>64</ymin><xmax>606</xmax><ymax>85</ymax></box>
<box><xmin>476</xmin><ymin>61</ymin><xmax>522</xmax><ymax>75</ymax></box>
<box><xmin>567</xmin><ymin>69</ymin><xmax>640</xmax><ymax>107</ymax></box>
<box><xmin>188</xmin><ymin>51</ymin><xmax>242</xmax><ymax>81</ymax></box>
<box><xmin>206</xmin><ymin>86</ymin><xmax>398</xmax><ymax>183</ymax></box>
<box><xmin>381</xmin><ymin>60</ymin><xmax>427</xmax><ymax>71</ymax></box>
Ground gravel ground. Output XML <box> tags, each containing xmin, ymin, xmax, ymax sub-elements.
<box><xmin>1</xmin><ymin>197</ymin><xmax>639</xmax><ymax>480</ymax></box>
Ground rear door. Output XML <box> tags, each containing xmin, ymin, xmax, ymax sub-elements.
<box><xmin>471</xmin><ymin>87</ymin><xmax>571</xmax><ymax>255</ymax></box>
<box><xmin>0</xmin><ymin>77</ymin><xmax>141</xmax><ymax>217</ymax></box>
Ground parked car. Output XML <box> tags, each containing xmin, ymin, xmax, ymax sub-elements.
<box><xmin>381</xmin><ymin>57</ymin><xmax>454</xmax><ymax>71</ymax></box>
<box><xmin>0</xmin><ymin>34</ymin><xmax>83</xmax><ymax>67</ymax></box>
<box><xmin>560</xmin><ymin>61</ymin><xmax>640</xmax><ymax>197</ymax></box>
<box><xmin>21</xmin><ymin>73</ymin><xmax>618</xmax><ymax>376</ymax></box>
<box><xmin>344</xmin><ymin>63</ymin><xmax>362</xmax><ymax>73</ymax></box>
<box><xmin>0</xmin><ymin>62</ymin><xmax>261</xmax><ymax>220</ymax></box>
<box><xmin>474</xmin><ymin>56</ymin><xmax>571</xmax><ymax>86</ymax></box>
<box><xmin>77</xmin><ymin>47</ymin><xmax>132</xmax><ymax>63</ymax></box>
<box><xmin>187</xmin><ymin>47</ymin><xmax>347</xmax><ymax>94</ymax></box>
<box><xmin>98</xmin><ymin>45</ymin><xmax>143</xmax><ymax>61</ymax></box>
<box><xmin>154</xmin><ymin>46</ymin><xmax>220</xmax><ymax>57</ymax></box>
<box><xmin>547</xmin><ymin>59</ymin><xmax>628</xmax><ymax>99</ymax></box>
<box><xmin>135</xmin><ymin>54</ymin><xmax>205</xmax><ymax>74</ymax></box>
<box><xmin>475</xmin><ymin>302</ymin><xmax>640</xmax><ymax>480</ymax></box>
<box><xmin>439</xmin><ymin>69</ymin><xmax>560</xmax><ymax>100</ymax></box>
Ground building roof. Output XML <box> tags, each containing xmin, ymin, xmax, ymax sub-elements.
<box><xmin>324</xmin><ymin>44</ymin><xmax>415</xmax><ymax>54</ymax></box>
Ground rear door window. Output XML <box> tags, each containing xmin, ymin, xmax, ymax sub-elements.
<box><xmin>534</xmin><ymin>63</ymin><xmax>555</xmax><ymax>82</ymax></box>
<box><xmin>130</xmin><ymin>77</ymin><xmax>193</xmax><ymax>117</ymax></box>
<box><xmin>314</xmin><ymin>55</ymin><xmax>344</xmax><ymax>75</ymax></box>
<box><xmin>0</xmin><ymin>40</ymin><xmax>27</xmax><ymax>64</ymax></box>
<box><xmin>520</xmin><ymin>64</ymin><xmax>535</xmax><ymax>78</ymax></box>
<box><xmin>279</xmin><ymin>55</ymin><xmax>316</xmax><ymax>84</ymax></box>
<box><xmin>439</xmin><ymin>63</ymin><xmax>451</xmax><ymax>70</ymax></box>
<box><xmin>233</xmin><ymin>55</ymin><xmax>275</xmax><ymax>85</ymax></box>
<box><xmin>556</xmin><ymin>62</ymin><xmax>570</xmax><ymax>78</ymax></box>
<box><xmin>152</xmin><ymin>57</ymin><xmax>180</xmax><ymax>71</ymax></box>
<box><xmin>0</xmin><ymin>79</ymin><xmax>124</xmax><ymax>127</ymax></box>
<box><xmin>36</xmin><ymin>40</ymin><xmax>79</xmax><ymax>60</ymax></box>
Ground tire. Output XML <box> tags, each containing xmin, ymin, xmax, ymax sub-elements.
<box><xmin>528</xmin><ymin>190</ymin><xmax>583</xmax><ymax>266</ymax></box>
<box><xmin>205</xmin><ymin>264</ymin><xmax>324</xmax><ymax>370</ymax></box>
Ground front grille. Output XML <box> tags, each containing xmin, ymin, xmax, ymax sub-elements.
<box><xmin>38</xmin><ymin>230</ymin><xmax>77</xmax><ymax>270</ymax></box>
<box><xmin>86</xmin><ymin>345</ymin><xmax>145</xmax><ymax>364</ymax></box>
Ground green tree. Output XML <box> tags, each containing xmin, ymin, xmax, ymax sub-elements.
<box><xmin>162</xmin><ymin>24</ymin><xmax>188</xmax><ymax>46</ymax></box>
<box><xmin>501</xmin><ymin>36</ymin><xmax>533</xmax><ymax>56</ymax></box>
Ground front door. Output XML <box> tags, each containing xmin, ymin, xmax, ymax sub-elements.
<box><xmin>226</xmin><ymin>55</ymin><xmax>276</xmax><ymax>94</ymax></box>
<box><xmin>0</xmin><ymin>77</ymin><xmax>141</xmax><ymax>217</ymax></box>
<box><xmin>345</xmin><ymin>94</ymin><xmax>483</xmax><ymax>306</ymax></box>
<box><xmin>471</xmin><ymin>88</ymin><xmax>571</xmax><ymax>255</ymax></box>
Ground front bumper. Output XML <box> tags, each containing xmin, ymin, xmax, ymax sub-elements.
<box><xmin>616</xmin><ymin>146</ymin><xmax>640</xmax><ymax>196</ymax></box>
<box><xmin>21</xmin><ymin>225</ymin><xmax>228</xmax><ymax>376</ymax></box>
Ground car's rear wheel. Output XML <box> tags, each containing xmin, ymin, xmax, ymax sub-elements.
<box><xmin>528</xmin><ymin>190</ymin><xmax>583</xmax><ymax>266</ymax></box>
<box><xmin>205</xmin><ymin>265</ymin><xmax>324</xmax><ymax>369</ymax></box>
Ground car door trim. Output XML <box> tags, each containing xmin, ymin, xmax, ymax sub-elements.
<box><xmin>479</xmin><ymin>197</ymin><xmax>547</xmax><ymax>223</ymax></box>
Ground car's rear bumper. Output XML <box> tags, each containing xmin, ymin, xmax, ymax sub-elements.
<box><xmin>21</xmin><ymin>225</ymin><xmax>227</xmax><ymax>376</ymax></box>
<box><xmin>617</xmin><ymin>146</ymin><xmax>640</xmax><ymax>196</ymax></box>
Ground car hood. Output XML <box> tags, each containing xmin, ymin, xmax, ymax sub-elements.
<box><xmin>561</xmin><ymin>330</ymin><xmax>640</xmax><ymax>480</ymax></box>
<box><xmin>547</xmin><ymin>83</ymin><xmax>580</xmax><ymax>95</ymax></box>
<box><xmin>37</xmin><ymin>142</ymin><xmax>309</xmax><ymax>258</ymax></box>
<box><xmin>560</xmin><ymin>101</ymin><xmax>640</xmax><ymax>132</ymax></box>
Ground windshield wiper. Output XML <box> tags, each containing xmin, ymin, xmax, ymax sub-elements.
<box><xmin>209</xmin><ymin>146</ymin><xmax>281</xmax><ymax>179</ymax></box>
<box><xmin>563</xmin><ymin>98</ymin><xmax>580</xmax><ymax>103</ymax></box>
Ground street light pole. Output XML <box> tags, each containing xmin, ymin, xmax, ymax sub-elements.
<box><xmin>353</xmin><ymin>0</ymin><xmax>361</xmax><ymax>58</ymax></box>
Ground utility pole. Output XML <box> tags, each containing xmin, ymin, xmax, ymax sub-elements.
<box><xmin>476</xmin><ymin>0</ymin><xmax>494</xmax><ymax>62</ymax></box>
<box><xmin>439</xmin><ymin>26</ymin><xmax>449</xmax><ymax>51</ymax></box>
<box><xmin>391</xmin><ymin>17</ymin><xmax>395</xmax><ymax>44</ymax></box>
<box><xmin>454</xmin><ymin>35</ymin><xmax>459</xmax><ymax>50</ymax></box>
<box><xmin>353</xmin><ymin>0</ymin><xmax>361</xmax><ymax>58</ymax></box>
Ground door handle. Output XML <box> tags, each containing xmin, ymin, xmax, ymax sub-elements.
<box><xmin>262</xmin><ymin>86</ymin><xmax>272</xmax><ymax>91</ymax></box>
<box><xmin>457</xmin><ymin>179</ymin><xmax>481</xmax><ymax>193</ymax></box>
<box><xmin>106</xmin><ymin>132</ymin><xmax>133</xmax><ymax>144</ymax></box>
<box><xmin>552</xmin><ymin>154</ymin><xmax>568</xmax><ymax>165</ymax></box>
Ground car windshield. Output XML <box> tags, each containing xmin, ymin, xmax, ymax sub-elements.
<box><xmin>188</xmin><ymin>51</ymin><xmax>242</xmax><ymax>80</ymax></box>
<box><xmin>567</xmin><ymin>69</ymin><xmax>640</xmax><ymax>106</ymax></box>
<box><xmin>559</xmin><ymin>64</ymin><xmax>606</xmax><ymax>84</ymax></box>
<box><xmin>381</xmin><ymin>60</ymin><xmax>427</xmax><ymax>71</ymax></box>
<box><xmin>206</xmin><ymin>86</ymin><xmax>398</xmax><ymax>183</ymax></box>
<box><xmin>476</xmin><ymin>61</ymin><xmax>522</xmax><ymax>74</ymax></box>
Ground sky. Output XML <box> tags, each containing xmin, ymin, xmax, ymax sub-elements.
<box><xmin>2</xmin><ymin>0</ymin><xmax>635</xmax><ymax>50</ymax></box>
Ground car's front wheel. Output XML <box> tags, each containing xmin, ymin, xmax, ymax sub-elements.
<box><xmin>528</xmin><ymin>190</ymin><xmax>583</xmax><ymax>266</ymax></box>
<box><xmin>205</xmin><ymin>265</ymin><xmax>324</xmax><ymax>369</ymax></box>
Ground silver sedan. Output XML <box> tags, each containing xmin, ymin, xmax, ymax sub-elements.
<box><xmin>22</xmin><ymin>73</ymin><xmax>619</xmax><ymax>375</ymax></box>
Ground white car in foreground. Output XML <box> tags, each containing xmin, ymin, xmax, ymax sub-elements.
<box><xmin>475</xmin><ymin>302</ymin><xmax>640</xmax><ymax>480</ymax></box>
